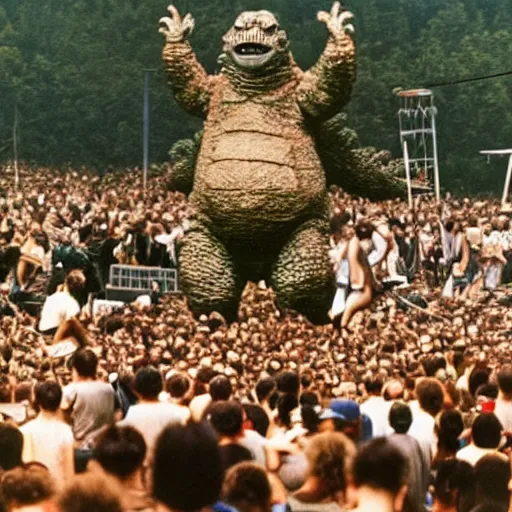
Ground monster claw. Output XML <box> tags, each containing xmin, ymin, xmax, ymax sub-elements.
<box><xmin>167</xmin><ymin>5</ymin><xmax>183</xmax><ymax>25</ymax></box>
<box><xmin>317</xmin><ymin>11</ymin><xmax>330</xmax><ymax>24</ymax></box>
<box><xmin>159</xmin><ymin>17</ymin><xmax>173</xmax><ymax>32</ymax></box>
<box><xmin>330</xmin><ymin>2</ymin><xmax>342</xmax><ymax>19</ymax></box>
<box><xmin>344</xmin><ymin>24</ymin><xmax>355</xmax><ymax>35</ymax></box>
<box><xmin>339</xmin><ymin>11</ymin><xmax>354</xmax><ymax>24</ymax></box>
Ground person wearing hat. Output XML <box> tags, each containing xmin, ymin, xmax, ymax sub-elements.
<box><xmin>319</xmin><ymin>400</ymin><xmax>372</xmax><ymax>444</ymax></box>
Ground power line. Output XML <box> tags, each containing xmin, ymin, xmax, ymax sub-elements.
<box><xmin>425</xmin><ymin>69</ymin><xmax>512</xmax><ymax>88</ymax></box>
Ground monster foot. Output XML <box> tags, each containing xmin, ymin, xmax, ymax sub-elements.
<box><xmin>179</xmin><ymin>223</ymin><xmax>242</xmax><ymax>322</ymax></box>
<box><xmin>271</xmin><ymin>219</ymin><xmax>334</xmax><ymax>325</ymax></box>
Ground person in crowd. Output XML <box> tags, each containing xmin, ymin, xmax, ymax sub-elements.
<box><xmin>433</xmin><ymin>410</ymin><xmax>465</xmax><ymax>468</ymax></box>
<box><xmin>61</xmin><ymin>349</ymin><xmax>116</xmax><ymax>463</ymax></box>
<box><xmin>160</xmin><ymin>371</ymin><xmax>192</xmax><ymax>418</ymax></box>
<box><xmin>495</xmin><ymin>366</ymin><xmax>512</xmax><ymax>434</ymax></box>
<box><xmin>240</xmin><ymin>404</ymin><xmax>275</xmax><ymax>469</ymax></box>
<box><xmin>387</xmin><ymin>402</ymin><xmax>429</xmax><ymax>512</ymax></box>
<box><xmin>432</xmin><ymin>459</ymin><xmax>476</xmax><ymax>512</ymax></box>
<box><xmin>20</xmin><ymin>381</ymin><xmax>74</xmax><ymax>487</ymax></box>
<box><xmin>0</xmin><ymin>464</ymin><xmax>56</xmax><ymax>512</ymax></box>
<box><xmin>38</xmin><ymin>270</ymin><xmax>88</xmax><ymax>348</ymax></box>
<box><xmin>409</xmin><ymin>378</ymin><xmax>445</xmax><ymax>465</ymax></box>
<box><xmin>0</xmin><ymin>424</ymin><xmax>23</xmax><ymax>471</ymax></box>
<box><xmin>58</xmin><ymin>473</ymin><xmax>124</xmax><ymax>512</ymax></box>
<box><xmin>91</xmin><ymin>425</ymin><xmax>154</xmax><ymax>512</ymax></box>
<box><xmin>473</xmin><ymin>455</ymin><xmax>511</xmax><ymax>511</ymax></box>
<box><xmin>221</xmin><ymin>462</ymin><xmax>273</xmax><ymax>512</ymax></box>
<box><xmin>208</xmin><ymin>401</ymin><xmax>254</xmax><ymax>472</ymax></box>
<box><xmin>121</xmin><ymin>366</ymin><xmax>189</xmax><ymax>463</ymax></box>
<box><xmin>351</xmin><ymin>437</ymin><xmax>408</xmax><ymax>512</ymax></box>
<box><xmin>288</xmin><ymin>432</ymin><xmax>356</xmax><ymax>512</ymax></box>
<box><xmin>456</xmin><ymin>413</ymin><xmax>507</xmax><ymax>466</ymax></box>
<box><xmin>189</xmin><ymin>368</ymin><xmax>217</xmax><ymax>422</ymax></box>
<box><xmin>360</xmin><ymin>376</ymin><xmax>389</xmax><ymax>437</ymax></box>
<box><xmin>152</xmin><ymin>422</ymin><xmax>229</xmax><ymax>512</ymax></box>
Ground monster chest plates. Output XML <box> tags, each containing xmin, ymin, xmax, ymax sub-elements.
<box><xmin>192</xmin><ymin>83</ymin><xmax>326</xmax><ymax>229</ymax></box>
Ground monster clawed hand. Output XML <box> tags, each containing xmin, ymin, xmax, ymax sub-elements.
<box><xmin>317</xmin><ymin>2</ymin><xmax>354</xmax><ymax>38</ymax></box>
<box><xmin>159</xmin><ymin>5</ymin><xmax>195</xmax><ymax>43</ymax></box>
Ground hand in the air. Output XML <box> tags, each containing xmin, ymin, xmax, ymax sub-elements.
<box><xmin>159</xmin><ymin>5</ymin><xmax>195</xmax><ymax>43</ymax></box>
<box><xmin>318</xmin><ymin>2</ymin><xmax>355</xmax><ymax>38</ymax></box>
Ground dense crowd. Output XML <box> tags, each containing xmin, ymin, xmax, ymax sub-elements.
<box><xmin>0</xmin><ymin>163</ymin><xmax>511</xmax><ymax>512</ymax></box>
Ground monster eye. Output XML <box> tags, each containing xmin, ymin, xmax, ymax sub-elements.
<box><xmin>264</xmin><ymin>25</ymin><xmax>277</xmax><ymax>35</ymax></box>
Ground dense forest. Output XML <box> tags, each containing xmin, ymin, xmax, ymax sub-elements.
<box><xmin>0</xmin><ymin>0</ymin><xmax>511</xmax><ymax>194</ymax></box>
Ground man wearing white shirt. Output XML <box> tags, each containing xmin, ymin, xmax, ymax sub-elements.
<box><xmin>21</xmin><ymin>381</ymin><xmax>74</xmax><ymax>487</ymax></box>
<box><xmin>408</xmin><ymin>378</ymin><xmax>444</xmax><ymax>466</ymax></box>
<box><xmin>360</xmin><ymin>377</ymin><xmax>390</xmax><ymax>438</ymax></box>
<box><xmin>494</xmin><ymin>367</ymin><xmax>512</xmax><ymax>435</ymax></box>
<box><xmin>457</xmin><ymin>413</ymin><xmax>507</xmax><ymax>466</ymax></box>
<box><xmin>121</xmin><ymin>366</ymin><xmax>189</xmax><ymax>464</ymax></box>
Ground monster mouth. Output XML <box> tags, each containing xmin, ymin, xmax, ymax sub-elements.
<box><xmin>234</xmin><ymin>43</ymin><xmax>272</xmax><ymax>56</ymax></box>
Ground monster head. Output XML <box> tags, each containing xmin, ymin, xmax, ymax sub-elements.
<box><xmin>222</xmin><ymin>11</ymin><xmax>289</xmax><ymax>72</ymax></box>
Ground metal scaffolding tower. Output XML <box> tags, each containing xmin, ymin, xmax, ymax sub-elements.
<box><xmin>397</xmin><ymin>89</ymin><xmax>441</xmax><ymax>201</ymax></box>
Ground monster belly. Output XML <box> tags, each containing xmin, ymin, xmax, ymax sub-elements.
<box><xmin>192</xmin><ymin>98</ymin><xmax>326</xmax><ymax>241</ymax></box>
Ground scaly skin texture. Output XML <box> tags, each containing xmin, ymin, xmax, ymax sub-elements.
<box><xmin>160</xmin><ymin>3</ymin><xmax>400</xmax><ymax>323</ymax></box>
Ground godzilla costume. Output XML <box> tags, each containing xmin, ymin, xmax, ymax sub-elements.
<box><xmin>159</xmin><ymin>3</ymin><xmax>405</xmax><ymax>323</ymax></box>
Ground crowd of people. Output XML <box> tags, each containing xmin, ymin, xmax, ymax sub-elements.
<box><xmin>0</xmin><ymin>163</ymin><xmax>511</xmax><ymax>512</ymax></box>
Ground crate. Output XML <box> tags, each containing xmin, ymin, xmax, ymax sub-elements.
<box><xmin>108</xmin><ymin>265</ymin><xmax>178</xmax><ymax>294</ymax></box>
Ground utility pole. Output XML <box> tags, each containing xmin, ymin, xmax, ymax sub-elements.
<box><xmin>13</xmin><ymin>103</ymin><xmax>19</xmax><ymax>192</ymax></box>
<box><xmin>143</xmin><ymin>69</ymin><xmax>157</xmax><ymax>197</ymax></box>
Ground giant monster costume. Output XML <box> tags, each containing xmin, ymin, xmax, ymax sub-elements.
<box><xmin>159</xmin><ymin>3</ymin><xmax>405</xmax><ymax>323</ymax></box>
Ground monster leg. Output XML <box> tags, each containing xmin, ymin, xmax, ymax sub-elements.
<box><xmin>271</xmin><ymin>219</ymin><xmax>334</xmax><ymax>325</ymax></box>
<box><xmin>178</xmin><ymin>222</ymin><xmax>242</xmax><ymax>321</ymax></box>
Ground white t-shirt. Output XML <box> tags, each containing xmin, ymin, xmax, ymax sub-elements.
<box><xmin>39</xmin><ymin>291</ymin><xmax>80</xmax><ymax>332</ymax></box>
<box><xmin>456</xmin><ymin>443</ymin><xmax>507</xmax><ymax>466</ymax></box>
<box><xmin>494</xmin><ymin>398</ymin><xmax>512</xmax><ymax>433</ymax></box>
<box><xmin>21</xmin><ymin>414</ymin><xmax>74</xmax><ymax>486</ymax></box>
<box><xmin>360</xmin><ymin>396</ymin><xmax>391</xmax><ymax>438</ymax></box>
<box><xmin>120</xmin><ymin>402</ymin><xmax>189</xmax><ymax>460</ymax></box>
<box><xmin>408</xmin><ymin>407</ymin><xmax>436</xmax><ymax>466</ymax></box>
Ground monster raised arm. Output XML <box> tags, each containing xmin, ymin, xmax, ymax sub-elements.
<box><xmin>297</xmin><ymin>2</ymin><xmax>356</xmax><ymax>120</ymax></box>
<box><xmin>159</xmin><ymin>5</ymin><xmax>213</xmax><ymax>118</ymax></box>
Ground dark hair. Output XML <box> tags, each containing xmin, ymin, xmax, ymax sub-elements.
<box><xmin>219</xmin><ymin>444</ymin><xmax>253</xmax><ymax>473</ymax></box>
<box><xmin>474</xmin><ymin>455</ymin><xmax>511</xmax><ymax>507</ymax></box>
<box><xmin>222</xmin><ymin>462</ymin><xmax>272</xmax><ymax>512</ymax></box>
<box><xmin>209</xmin><ymin>375</ymin><xmax>232</xmax><ymax>402</ymax></box>
<box><xmin>388</xmin><ymin>401</ymin><xmax>412</xmax><ymax>434</ymax></box>
<box><xmin>209</xmin><ymin>401</ymin><xmax>244</xmax><ymax>438</ymax></box>
<box><xmin>470</xmin><ymin>503</ymin><xmax>508</xmax><ymax>512</ymax></box>
<box><xmin>35</xmin><ymin>381</ymin><xmax>62</xmax><ymax>412</ymax></box>
<box><xmin>94</xmin><ymin>426</ymin><xmax>146</xmax><ymax>480</ymax></box>
<box><xmin>166</xmin><ymin>373</ymin><xmax>190</xmax><ymax>399</ymax></box>
<box><xmin>276</xmin><ymin>371</ymin><xmax>300</xmax><ymax>395</ymax></box>
<box><xmin>437</xmin><ymin>410</ymin><xmax>464</xmax><ymax>455</ymax></box>
<box><xmin>434</xmin><ymin>460</ymin><xmax>475</xmax><ymax>512</ymax></box>
<box><xmin>364</xmin><ymin>376</ymin><xmax>384</xmax><ymax>395</ymax></box>
<box><xmin>472</xmin><ymin>413</ymin><xmax>502</xmax><ymax>449</ymax></box>
<box><xmin>353</xmin><ymin>438</ymin><xmax>407</xmax><ymax>495</ymax></box>
<box><xmin>416</xmin><ymin>378</ymin><xmax>444</xmax><ymax>417</ymax></box>
<box><xmin>71</xmin><ymin>349</ymin><xmax>98</xmax><ymax>379</ymax></box>
<box><xmin>301</xmin><ymin>404</ymin><xmax>320</xmax><ymax>434</ymax></box>
<box><xmin>0</xmin><ymin>424</ymin><xmax>23</xmax><ymax>470</ymax></box>
<box><xmin>58</xmin><ymin>474</ymin><xmax>123</xmax><ymax>512</ymax></box>
<box><xmin>497</xmin><ymin>366</ymin><xmax>512</xmax><ymax>395</ymax></box>
<box><xmin>355</xmin><ymin>221</ymin><xmax>374</xmax><ymax>240</ymax></box>
<box><xmin>475</xmin><ymin>383</ymin><xmax>499</xmax><ymax>400</ymax></box>
<box><xmin>277</xmin><ymin>393</ymin><xmax>299</xmax><ymax>429</ymax></box>
<box><xmin>469</xmin><ymin>368</ymin><xmax>491</xmax><ymax>398</ymax></box>
<box><xmin>243</xmin><ymin>404</ymin><xmax>270</xmax><ymax>438</ymax></box>
<box><xmin>65</xmin><ymin>269</ymin><xmax>86</xmax><ymax>296</ymax></box>
<box><xmin>153</xmin><ymin>423</ymin><xmax>223</xmax><ymax>511</ymax></box>
<box><xmin>255</xmin><ymin>378</ymin><xmax>276</xmax><ymax>403</ymax></box>
<box><xmin>1</xmin><ymin>465</ymin><xmax>55</xmax><ymax>509</ymax></box>
<box><xmin>133</xmin><ymin>366</ymin><xmax>162</xmax><ymax>400</ymax></box>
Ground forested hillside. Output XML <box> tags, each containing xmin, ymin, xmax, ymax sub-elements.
<box><xmin>1</xmin><ymin>0</ymin><xmax>511</xmax><ymax>193</ymax></box>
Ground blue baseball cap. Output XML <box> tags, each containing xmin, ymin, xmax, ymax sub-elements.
<box><xmin>319</xmin><ymin>409</ymin><xmax>346</xmax><ymax>421</ymax></box>
<box><xmin>329</xmin><ymin>399</ymin><xmax>360</xmax><ymax>421</ymax></box>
